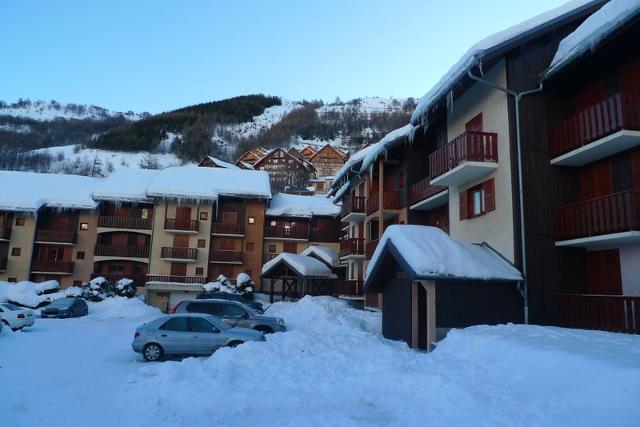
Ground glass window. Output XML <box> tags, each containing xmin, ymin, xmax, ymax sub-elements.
<box><xmin>190</xmin><ymin>317</ymin><xmax>218</xmax><ymax>333</ymax></box>
<box><xmin>223</xmin><ymin>304</ymin><xmax>246</xmax><ymax>317</ymax></box>
<box><xmin>187</xmin><ymin>302</ymin><xmax>224</xmax><ymax>316</ymax></box>
<box><xmin>79</xmin><ymin>223</ymin><xmax>89</xmax><ymax>231</ymax></box>
<box><xmin>248</xmin><ymin>217</ymin><xmax>255</xmax><ymax>224</ymax></box>
<box><xmin>159</xmin><ymin>317</ymin><xmax>189</xmax><ymax>331</ymax></box>
<box><xmin>270</xmin><ymin>220</ymin><xmax>277</xmax><ymax>227</ymax></box>
<box><xmin>472</xmin><ymin>189</ymin><xmax>484</xmax><ymax>216</ymax></box>
<box><xmin>15</xmin><ymin>217</ymin><xmax>25</xmax><ymax>226</ymax></box>
<box><xmin>141</xmin><ymin>208</ymin><xmax>149</xmax><ymax>219</ymax></box>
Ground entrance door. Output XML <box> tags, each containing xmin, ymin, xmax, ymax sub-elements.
<box><xmin>586</xmin><ymin>249</ymin><xmax>622</xmax><ymax>295</ymax></box>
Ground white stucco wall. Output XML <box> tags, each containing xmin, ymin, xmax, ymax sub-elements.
<box><xmin>620</xmin><ymin>243</ymin><xmax>640</xmax><ymax>296</ymax></box>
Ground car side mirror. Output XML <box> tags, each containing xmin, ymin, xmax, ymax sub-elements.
<box><xmin>211</xmin><ymin>327</ymin><xmax>220</xmax><ymax>333</ymax></box>
<box><xmin>242</xmin><ymin>312</ymin><xmax>249</xmax><ymax>319</ymax></box>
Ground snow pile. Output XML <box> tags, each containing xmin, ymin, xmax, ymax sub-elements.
<box><xmin>366</xmin><ymin>225</ymin><xmax>522</xmax><ymax>281</ymax></box>
<box><xmin>545</xmin><ymin>0</ymin><xmax>640</xmax><ymax>78</ymax></box>
<box><xmin>202</xmin><ymin>275</ymin><xmax>236</xmax><ymax>293</ymax></box>
<box><xmin>266</xmin><ymin>193</ymin><xmax>341</xmax><ymax>218</ymax></box>
<box><xmin>0</xmin><ymin>280</ymin><xmax>81</xmax><ymax>308</ymax></box>
<box><xmin>262</xmin><ymin>253</ymin><xmax>336</xmax><ymax>278</ymax></box>
<box><xmin>358</xmin><ymin>124</ymin><xmax>413</xmax><ymax>175</ymax></box>
<box><xmin>411</xmin><ymin>0</ymin><xmax>599</xmax><ymax>126</ymax></box>
<box><xmin>0</xmin><ymin>99</ymin><xmax>146</xmax><ymax>122</ymax></box>
<box><xmin>87</xmin><ymin>296</ymin><xmax>161</xmax><ymax>320</ymax></box>
<box><xmin>92</xmin><ymin>168</ymin><xmax>159</xmax><ymax>202</ymax></box>
<box><xmin>0</xmin><ymin>171</ymin><xmax>98</xmax><ymax>212</ymax></box>
<box><xmin>300</xmin><ymin>245</ymin><xmax>339</xmax><ymax>267</ymax></box>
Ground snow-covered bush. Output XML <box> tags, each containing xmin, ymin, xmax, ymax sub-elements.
<box><xmin>202</xmin><ymin>274</ymin><xmax>254</xmax><ymax>300</ymax></box>
<box><xmin>115</xmin><ymin>278</ymin><xmax>136</xmax><ymax>298</ymax></box>
<box><xmin>81</xmin><ymin>277</ymin><xmax>137</xmax><ymax>301</ymax></box>
<box><xmin>236</xmin><ymin>273</ymin><xmax>255</xmax><ymax>300</ymax></box>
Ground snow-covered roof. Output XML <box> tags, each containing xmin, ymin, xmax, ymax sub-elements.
<box><xmin>358</xmin><ymin>124</ymin><xmax>413</xmax><ymax>175</ymax></box>
<box><xmin>261</xmin><ymin>253</ymin><xmax>337</xmax><ymax>278</ymax></box>
<box><xmin>92</xmin><ymin>169</ymin><xmax>159</xmax><ymax>203</ymax></box>
<box><xmin>411</xmin><ymin>0</ymin><xmax>601</xmax><ymax>126</ymax></box>
<box><xmin>204</xmin><ymin>156</ymin><xmax>240</xmax><ymax>169</ymax></box>
<box><xmin>331</xmin><ymin>181</ymin><xmax>350</xmax><ymax>202</ymax></box>
<box><xmin>332</xmin><ymin>143</ymin><xmax>378</xmax><ymax>187</ymax></box>
<box><xmin>266</xmin><ymin>193</ymin><xmax>340</xmax><ymax>218</ymax></box>
<box><xmin>0</xmin><ymin>171</ymin><xmax>98</xmax><ymax>213</ymax></box>
<box><xmin>365</xmin><ymin>225</ymin><xmax>522</xmax><ymax>286</ymax></box>
<box><xmin>544</xmin><ymin>0</ymin><xmax>640</xmax><ymax>79</ymax></box>
<box><xmin>300</xmin><ymin>245</ymin><xmax>339</xmax><ymax>267</ymax></box>
<box><xmin>146</xmin><ymin>166</ymin><xmax>271</xmax><ymax>202</ymax></box>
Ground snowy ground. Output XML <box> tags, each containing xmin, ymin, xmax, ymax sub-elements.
<box><xmin>1</xmin><ymin>296</ymin><xmax>639</xmax><ymax>426</ymax></box>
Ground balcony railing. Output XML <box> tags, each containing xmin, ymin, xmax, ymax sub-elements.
<box><xmin>429</xmin><ymin>131</ymin><xmax>498</xmax><ymax>180</ymax></box>
<box><xmin>549</xmin><ymin>92</ymin><xmax>640</xmax><ymax>158</ymax></box>
<box><xmin>95</xmin><ymin>244</ymin><xmax>150</xmax><ymax>258</ymax></box>
<box><xmin>31</xmin><ymin>261</ymin><xmax>74</xmax><ymax>274</ymax></box>
<box><xmin>160</xmin><ymin>247</ymin><xmax>198</xmax><ymax>260</ymax></box>
<box><xmin>264</xmin><ymin>226</ymin><xmax>309</xmax><ymax>240</ymax></box>
<box><xmin>35</xmin><ymin>230</ymin><xmax>77</xmax><ymax>244</ymax></box>
<box><xmin>211</xmin><ymin>222</ymin><xmax>244</xmax><ymax>235</ymax></box>
<box><xmin>409</xmin><ymin>176</ymin><xmax>447</xmax><ymax>206</ymax></box>
<box><xmin>554</xmin><ymin>190</ymin><xmax>640</xmax><ymax>241</ymax></box>
<box><xmin>366</xmin><ymin>194</ymin><xmax>379</xmax><ymax>215</ymax></box>
<box><xmin>365</xmin><ymin>239</ymin><xmax>379</xmax><ymax>260</ymax></box>
<box><xmin>333</xmin><ymin>280</ymin><xmax>364</xmax><ymax>297</ymax></box>
<box><xmin>557</xmin><ymin>294</ymin><xmax>640</xmax><ymax>334</ymax></box>
<box><xmin>341</xmin><ymin>196</ymin><xmax>366</xmax><ymax>218</ymax></box>
<box><xmin>263</xmin><ymin>253</ymin><xmax>279</xmax><ymax>263</ymax></box>
<box><xmin>366</xmin><ymin>192</ymin><xmax>401</xmax><ymax>215</ymax></box>
<box><xmin>164</xmin><ymin>218</ymin><xmax>199</xmax><ymax>232</ymax></box>
<box><xmin>340</xmin><ymin>238</ymin><xmax>365</xmax><ymax>257</ymax></box>
<box><xmin>210</xmin><ymin>250</ymin><xmax>243</xmax><ymax>263</ymax></box>
<box><xmin>98</xmin><ymin>216</ymin><xmax>152</xmax><ymax>230</ymax></box>
<box><xmin>146</xmin><ymin>275</ymin><xmax>206</xmax><ymax>284</ymax></box>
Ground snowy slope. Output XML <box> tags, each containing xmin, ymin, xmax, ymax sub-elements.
<box><xmin>318</xmin><ymin>96</ymin><xmax>409</xmax><ymax>115</ymax></box>
<box><xmin>223</xmin><ymin>98</ymin><xmax>302</xmax><ymax>138</ymax></box>
<box><xmin>0</xmin><ymin>99</ymin><xmax>147</xmax><ymax>121</ymax></box>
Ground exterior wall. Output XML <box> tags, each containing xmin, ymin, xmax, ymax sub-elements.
<box><xmin>0</xmin><ymin>213</ymin><xmax>36</xmax><ymax>282</ymax></box>
<box><xmin>309</xmin><ymin>145</ymin><xmax>347</xmax><ymax>177</ymax></box>
<box><xmin>619</xmin><ymin>243</ymin><xmax>640</xmax><ymax>296</ymax></box>
<box><xmin>66</xmin><ymin>211</ymin><xmax>98</xmax><ymax>288</ymax></box>
<box><xmin>447</xmin><ymin>60</ymin><xmax>516</xmax><ymax>262</ymax></box>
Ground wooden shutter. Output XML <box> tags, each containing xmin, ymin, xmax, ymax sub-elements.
<box><xmin>173</xmin><ymin>235</ymin><xmax>189</xmax><ymax>248</ymax></box>
<box><xmin>459</xmin><ymin>190</ymin><xmax>468</xmax><ymax>220</ymax></box>
<box><xmin>484</xmin><ymin>179</ymin><xmax>496</xmax><ymax>212</ymax></box>
<box><xmin>221</xmin><ymin>211</ymin><xmax>238</xmax><ymax>225</ymax></box>
<box><xmin>283</xmin><ymin>242</ymin><xmax>297</xmax><ymax>253</ymax></box>
<box><xmin>586</xmin><ymin>250</ymin><xmax>622</xmax><ymax>295</ymax></box>
<box><xmin>170</xmin><ymin>262</ymin><xmax>187</xmax><ymax>277</ymax></box>
<box><xmin>465</xmin><ymin>113</ymin><xmax>483</xmax><ymax>132</ymax></box>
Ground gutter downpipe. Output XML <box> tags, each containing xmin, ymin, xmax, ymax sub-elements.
<box><xmin>467</xmin><ymin>68</ymin><xmax>543</xmax><ymax>324</ymax></box>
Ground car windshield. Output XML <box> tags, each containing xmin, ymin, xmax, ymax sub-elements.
<box><xmin>47</xmin><ymin>299</ymin><xmax>73</xmax><ymax>308</ymax></box>
<box><xmin>206</xmin><ymin>315</ymin><xmax>229</xmax><ymax>330</ymax></box>
<box><xmin>1</xmin><ymin>303</ymin><xmax>21</xmax><ymax>311</ymax></box>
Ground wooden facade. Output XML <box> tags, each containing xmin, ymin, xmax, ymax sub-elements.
<box><xmin>308</xmin><ymin>144</ymin><xmax>348</xmax><ymax>177</ymax></box>
<box><xmin>251</xmin><ymin>148</ymin><xmax>316</xmax><ymax>193</ymax></box>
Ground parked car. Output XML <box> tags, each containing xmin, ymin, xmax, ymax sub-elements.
<box><xmin>132</xmin><ymin>313</ymin><xmax>265</xmax><ymax>361</ymax></box>
<box><xmin>41</xmin><ymin>298</ymin><xmax>88</xmax><ymax>318</ymax></box>
<box><xmin>174</xmin><ymin>299</ymin><xmax>286</xmax><ymax>333</ymax></box>
<box><xmin>0</xmin><ymin>303</ymin><xmax>36</xmax><ymax>331</ymax></box>
<box><xmin>195</xmin><ymin>292</ymin><xmax>264</xmax><ymax>313</ymax></box>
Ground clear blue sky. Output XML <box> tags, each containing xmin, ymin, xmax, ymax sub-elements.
<box><xmin>1</xmin><ymin>0</ymin><xmax>568</xmax><ymax>114</ymax></box>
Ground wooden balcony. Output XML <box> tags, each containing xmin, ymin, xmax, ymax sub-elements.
<box><xmin>35</xmin><ymin>230</ymin><xmax>77</xmax><ymax>244</ymax></box>
<box><xmin>95</xmin><ymin>244</ymin><xmax>150</xmax><ymax>259</ymax></box>
<box><xmin>556</xmin><ymin>294</ymin><xmax>640</xmax><ymax>334</ymax></box>
<box><xmin>263</xmin><ymin>253</ymin><xmax>279</xmax><ymax>263</ymax></box>
<box><xmin>366</xmin><ymin>192</ymin><xmax>401</xmax><ymax>215</ymax></box>
<box><xmin>429</xmin><ymin>131</ymin><xmax>498</xmax><ymax>186</ymax></box>
<box><xmin>341</xmin><ymin>196</ymin><xmax>366</xmax><ymax>220</ymax></box>
<box><xmin>146</xmin><ymin>274</ymin><xmax>206</xmax><ymax>284</ymax></box>
<box><xmin>210</xmin><ymin>222</ymin><xmax>244</xmax><ymax>235</ymax></box>
<box><xmin>164</xmin><ymin>218</ymin><xmax>199</xmax><ymax>233</ymax></box>
<box><xmin>340</xmin><ymin>238</ymin><xmax>365</xmax><ymax>257</ymax></box>
<box><xmin>554</xmin><ymin>190</ymin><xmax>640</xmax><ymax>245</ymax></box>
<box><xmin>409</xmin><ymin>177</ymin><xmax>448</xmax><ymax>210</ymax></box>
<box><xmin>333</xmin><ymin>280</ymin><xmax>364</xmax><ymax>297</ymax></box>
<box><xmin>98</xmin><ymin>216</ymin><xmax>152</xmax><ymax>230</ymax></box>
<box><xmin>210</xmin><ymin>250</ymin><xmax>243</xmax><ymax>264</ymax></box>
<box><xmin>264</xmin><ymin>225</ymin><xmax>309</xmax><ymax>240</ymax></box>
<box><xmin>31</xmin><ymin>261</ymin><xmax>74</xmax><ymax>274</ymax></box>
<box><xmin>160</xmin><ymin>247</ymin><xmax>198</xmax><ymax>261</ymax></box>
<box><xmin>366</xmin><ymin>194</ymin><xmax>379</xmax><ymax>215</ymax></box>
<box><xmin>365</xmin><ymin>239</ymin><xmax>379</xmax><ymax>260</ymax></box>
<box><xmin>549</xmin><ymin>92</ymin><xmax>640</xmax><ymax>165</ymax></box>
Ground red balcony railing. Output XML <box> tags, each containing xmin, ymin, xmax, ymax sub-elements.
<box><xmin>333</xmin><ymin>280</ymin><xmax>364</xmax><ymax>297</ymax></box>
<box><xmin>164</xmin><ymin>218</ymin><xmax>199</xmax><ymax>232</ymax></box>
<box><xmin>557</xmin><ymin>294</ymin><xmax>640</xmax><ymax>334</ymax></box>
<box><xmin>263</xmin><ymin>253</ymin><xmax>279</xmax><ymax>263</ymax></box>
<box><xmin>146</xmin><ymin>275</ymin><xmax>206</xmax><ymax>284</ymax></box>
<box><xmin>409</xmin><ymin>176</ymin><xmax>447</xmax><ymax>205</ymax></box>
<box><xmin>35</xmin><ymin>230</ymin><xmax>77</xmax><ymax>244</ymax></box>
<box><xmin>383</xmin><ymin>191</ymin><xmax>401</xmax><ymax>209</ymax></box>
<box><xmin>161</xmin><ymin>247</ymin><xmax>198</xmax><ymax>260</ymax></box>
<box><xmin>549</xmin><ymin>92</ymin><xmax>640</xmax><ymax>158</ymax></box>
<box><xmin>95</xmin><ymin>244</ymin><xmax>150</xmax><ymax>258</ymax></box>
<box><xmin>31</xmin><ymin>261</ymin><xmax>74</xmax><ymax>274</ymax></box>
<box><xmin>366</xmin><ymin>194</ymin><xmax>379</xmax><ymax>215</ymax></box>
<box><xmin>340</xmin><ymin>238</ymin><xmax>365</xmax><ymax>257</ymax></box>
<box><xmin>264</xmin><ymin>225</ymin><xmax>309</xmax><ymax>240</ymax></box>
<box><xmin>211</xmin><ymin>222</ymin><xmax>244</xmax><ymax>235</ymax></box>
<box><xmin>365</xmin><ymin>239</ymin><xmax>379</xmax><ymax>260</ymax></box>
<box><xmin>554</xmin><ymin>190</ymin><xmax>640</xmax><ymax>240</ymax></box>
<box><xmin>210</xmin><ymin>250</ymin><xmax>243</xmax><ymax>263</ymax></box>
<box><xmin>429</xmin><ymin>131</ymin><xmax>498</xmax><ymax>179</ymax></box>
<box><xmin>98</xmin><ymin>216</ymin><xmax>152</xmax><ymax>230</ymax></box>
<box><xmin>341</xmin><ymin>196</ymin><xmax>366</xmax><ymax>218</ymax></box>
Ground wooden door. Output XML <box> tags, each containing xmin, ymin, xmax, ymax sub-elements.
<box><xmin>465</xmin><ymin>113</ymin><xmax>483</xmax><ymax>132</ymax></box>
<box><xmin>173</xmin><ymin>235</ymin><xmax>189</xmax><ymax>248</ymax></box>
<box><xmin>581</xmin><ymin>162</ymin><xmax>613</xmax><ymax>200</ymax></box>
<box><xmin>586</xmin><ymin>250</ymin><xmax>622</xmax><ymax>295</ymax></box>
<box><xmin>175</xmin><ymin>206</ymin><xmax>191</xmax><ymax>224</ymax></box>
<box><xmin>283</xmin><ymin>242</ymin><xmax>297</xmax><ymax>253</ymax></box>
<box><xmin>170</xmin><ymin>262</ymin><xmax>187</xmax><ymax>277</ymax></box>
<box><xmin>221</xmin><ymin>211</ymin><xmax>238</xmax><ymax>224</ymax></box>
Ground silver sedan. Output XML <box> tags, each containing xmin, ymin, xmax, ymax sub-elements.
<box><xmin>132</xmin><ymin>313</ymin><xmax>265</xmax><ymax>361</ymax></box>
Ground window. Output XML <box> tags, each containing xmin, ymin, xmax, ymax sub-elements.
<box><xmin>312</xmin><ymin>218</ymin><xmax>327</xmax><ymax>231</ymax></box>
<box><xmin>141</xmin><ymin>208</ymin><xmax>149</xmax><ymax>219</ymax></box>
<box><xmin>199</xmin><ymin>211</ymin><xmax>208</xmax><ymax>221</ymax></box>
<box><xmin>15</xmin><ymin>217</ymin><xmax>25</xmax><ymax>226</ymax></box>
<box><xmin>283</xmin><ymin>242</ymin><xmax>297</xmax><ymax>254</ymax></box>
<box><xmin>471</xmin><ymin>186</ymin><xmax>485</xmax><ymax>216</ymax></box>
<box><xmin>223</xmin><ymin>303</ymin><xmax>247</xmax><ymax>317</ymax></box>
<box><xmin>459</xmin><ymin>179</ymin><xmax>495</xmax><ymax>220</ymax></box>
<box><xmin>160</xmin><ymin>317</ymin><xmax>189</xmax><ymax>331</ymax></box>
<box><xmin>268</xmin><ymin>244</ymin><xmax>276</xmax><ymax>253</ymax></box>
<box><xmin>79</xmin><ymin>223</ymin><xmax>89</xmax><ymax>231</ymax></box>
<box><xmin>197</xmin><ymin>239</ymin><xmax>206</xmax><ymax>248</ymax></box>
<box><xmin>270</xmin><ymin>220</ymin><xmax>277</xmax><ymax>227</ymax></box>
<box><xmin>195</xmin><ymin>267</ymin><xmax>204</xmax><ymax>276</ymax></box>
<box><xmin>248</xmin><ymin>217</ymin><xmax>255</xmax><ymax>224</ymax></box>
<box><xmin>11</xmin><ymin>247</ymin><xmax>20</xmax><ymax>256</ymax></box>
<box><xmin>8</xmin><ymin>277</ymin><xmax>17</xmax><ymax>283</ymax></box>
<box><xmin>76</xmin><ymin>251</ymin><xmax>85</xmax><ymax>260</ymax></box>
<box><xmin>187</xmin><ymin>302</ymin><xmax>224</xmax><ymax>316</ymax></box>
<box><xmin>190</xmin><ymin>317</ymin><xmax>218</xmax><ymax>333</ymax></box>
<box><xmin>246</xmin><ymin>242</ymin><xmax>254</xmax><ymax>251</ymax></box>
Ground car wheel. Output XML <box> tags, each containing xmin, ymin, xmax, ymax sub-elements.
<box><xmin>227</xmin><ymin>340</ymin><xmax>243</xmax><ymax>348</ymax></box>
<box><xmin>143</xmin><ymin>343</ymin><xmax>164</xmax><ymax>361</ymax></box>
<box><xmin>254</xmin><ymin>326</ymin><xmax>273</xmax><ymax>334</ymax></box>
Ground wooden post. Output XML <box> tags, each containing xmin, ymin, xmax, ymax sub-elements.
<box><xmin>418</xmin><ymin>280</ymin><xmax>436</xmax><ymax>352</ymax></box>
<box><xmin>411</xmin><ymin>282</ymin><xmax>419</xmax><ymax>348</ymax></box>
